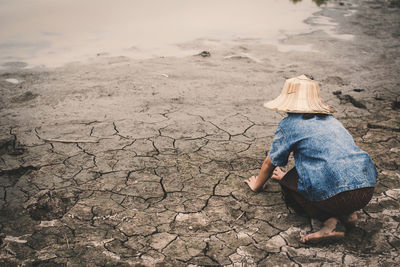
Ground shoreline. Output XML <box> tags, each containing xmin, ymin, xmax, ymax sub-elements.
<box><xmin>0</xmin><ymin>0</ymin><xmax>322</xmax><ymax>69</ymax></box>
<box><xmin>1</xmin><ymin>0</ymin><xmax>400</xmax><ymax>265</ymax></box>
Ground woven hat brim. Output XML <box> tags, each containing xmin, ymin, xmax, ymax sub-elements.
<box><xmin>264</xmin><ymin>75</ymin><xmax>336</xmax><ymax>114</ymax></box>
<box><xmin>263</xmin><ymin>95</ymin><xmax>336</xmax><ymax>114</ymax></box>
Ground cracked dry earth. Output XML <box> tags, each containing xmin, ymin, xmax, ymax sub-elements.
<box><xmin>1</xmin><ymin>0</ymin><xmax>400</xmax><ymax>266</ymax></box>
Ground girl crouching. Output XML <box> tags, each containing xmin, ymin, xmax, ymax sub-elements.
<box><xmin>245</xmin><ymin>75</ymin><xmax>377</xmax><ymax>243</ymax></box>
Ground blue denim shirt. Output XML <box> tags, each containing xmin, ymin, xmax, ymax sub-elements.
<box><xmin>269</xmin><ymin>113</ymin><xmax>377</xmax><ymax>201</ymax></box>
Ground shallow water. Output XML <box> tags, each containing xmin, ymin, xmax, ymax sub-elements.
<box><xmin>0</xmin><ymin>0</ymin><xmax>335</xmax><ymax>68</ymax></box>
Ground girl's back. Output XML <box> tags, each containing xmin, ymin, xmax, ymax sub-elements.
<box><xmin>270</xmin><ymin>113</ymin><xmax>377</xmax><ymax>201</ymax></box>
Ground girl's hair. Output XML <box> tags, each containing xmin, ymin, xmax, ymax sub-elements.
<box><xmin>302</xmin><ymin>113</ymin><xmax>329</xmax><ymax>119</ymax></box>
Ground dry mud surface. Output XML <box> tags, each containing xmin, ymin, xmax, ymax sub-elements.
<box><xmin>1</xmin><ymin>0</ymin><xmax>400</xmax><ymax>266</ymax></box>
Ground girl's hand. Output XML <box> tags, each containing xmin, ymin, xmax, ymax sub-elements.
<box><xmin>271</xmin><ymin>167</ymin><xmax>286</xmax><ymax>181</ymax></box>
<box><xmin>245</xmin><ymin>156</ymin><xmax>275</xmax><ymax>192</ymax></box>
<box><xmin>244</xmin><ymin>176</ymin><xmax>264</xmax><ymax>192</ymax></box>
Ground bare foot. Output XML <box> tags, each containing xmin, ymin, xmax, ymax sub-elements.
<box><xmin>343</xmin><ymin>212</ymin><xmax>358</xmax><ymax>229</ymax></box>
<box><xmin>300</xmin><ymin>217</ymin><xmax>345</xmax><ymax>244</ymax></box>
<box><xmin>271</xmin><ymin>167</ymin><xmax>286</xmax><ymax>181</ymax></box>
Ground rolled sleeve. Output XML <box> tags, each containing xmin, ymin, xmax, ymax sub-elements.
<box><xmin>269</xmin><ymin>127</ymin><xmax>291</xmax><ymax>167</ymax></box>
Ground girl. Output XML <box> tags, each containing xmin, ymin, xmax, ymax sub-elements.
<box><xmin>245</xmin><ymin>75</ymin><xmax>377</xmax><ymax>243</ymax></box>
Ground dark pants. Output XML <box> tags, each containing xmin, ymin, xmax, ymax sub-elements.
<box><xmin>279</xmin><ymin>168</ymin><xmax>374</xmax><ymax>221</ymax></box>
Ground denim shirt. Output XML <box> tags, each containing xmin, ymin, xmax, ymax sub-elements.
<box><xmin>269</xmin><ymin>113</ymin><xmax>377</xmax><ymax>201</ymax></box>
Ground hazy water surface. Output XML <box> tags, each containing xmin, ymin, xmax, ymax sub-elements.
<box><xmin>0</xmin><ymin>0</ymin><xmax>326</xmax><ymax>68</ymax></box>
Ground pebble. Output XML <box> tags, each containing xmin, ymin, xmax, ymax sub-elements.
<box><xmin>391</xmin><ymin>100</ymin><xmax>400</xmax><ymax>110</ymax></box>
<box><xmin>197</xmin><ymin>51</ymin><xmax>211</xmax><ymax>57</ymax></box>
<box><xmin>374</xmin><ymin>94</ymin><xmax>384</xmax><ymax>100</ymax></box>
<box><xmin>4</xmin><ymin>235</ymin><xmax>29</xmax><ymax>243</ymax></box>
<box><xmin>304</xmin><ymin>74</ymin><xmax>314</xmax><ymax>80</ymax></box>
<box><xmin>333</xmin><ymin>90</ymin><xmax>342</xmax><ymax>95</ymax></box>
<box><xmin>5</xmin><ymin>78</ymin><xmax>19</xmax><ymax>84</ymax></box>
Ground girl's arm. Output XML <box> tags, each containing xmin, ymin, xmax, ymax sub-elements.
<box><xmin>244</xmin><ymin>156</ymin><xmax>276</xmax><ymax>192</ymax></box>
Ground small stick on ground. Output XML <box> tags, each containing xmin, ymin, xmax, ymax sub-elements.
<box><xmin>64</xmin><ymin>234</ymin><xmax>70</xmax><ymax>249</ymax></box>
<box><xmin>43</xmin><ymin>138</ymin><xmax>99</xmax><ymax>143</ymax></box>
<box><xmin>235</xmin><ymin>211</ymin><xmax>245</xmax><ymax>221</ymax></box>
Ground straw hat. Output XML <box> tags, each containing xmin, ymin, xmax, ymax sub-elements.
<box><xmin>264</xmin><ymin>75</ymin><xmax>335</xmax><ymax>114</ymax></box>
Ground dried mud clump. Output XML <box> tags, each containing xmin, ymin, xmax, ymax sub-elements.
<box><xmin>335</xmin><ymin>93</ymin><xmax>367</xmax><ymax>109</ymax></box>
<box><xmin>392</xmin><ymin>99</ymin><xmax>400</xmax><ymax>110</ymax></box>
<box><xmin>0</xmin><ymin>166</ymin><xmax>36</xmax><ymax>188</ymax></box>
<box><xmin>25</xmin><ymin>190</ymin><xmax>79</xmax><ymax>221</ymax></box>
<box><xmin>0</xmin><ymin>134</ymin><xmax>24</xmax><ymax>156</ymax></box>
<box><xmin>11</xmin><ymin>91</ymin><xmax>39</xmax><ymax>103</ymax></box>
